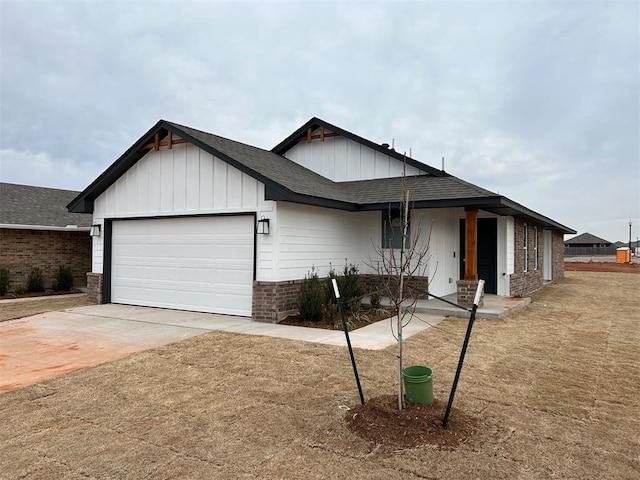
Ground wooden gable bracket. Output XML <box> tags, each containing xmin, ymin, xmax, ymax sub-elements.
<box><xmin>139</xmin><ymin>132</ymin><xmax>188</xmax><ymax>152</ymax></box>
<box><xmin>297</xmin><ymin>128</ymin><xmax>340</xmax><ymax>144</ymax></box>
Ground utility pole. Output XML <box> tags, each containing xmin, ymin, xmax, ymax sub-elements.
<box><xmin>629</xmin><ymin>221</ymin><xmax>633</xmax><ymax>263</ymax></box>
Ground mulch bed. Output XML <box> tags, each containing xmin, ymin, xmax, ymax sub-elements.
<box><xmin>280</xmin><ymin>309</ymin><xmax>393</xmax><ymax>330</ymax></box>
<box><xmin>346</xmin><ymin>395</ymin><xmax>476</xmax><ymax>449</ymax></box>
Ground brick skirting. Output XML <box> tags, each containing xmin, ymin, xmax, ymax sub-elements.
<box><xmin>252</xmin><ymin>279</ymin><xmax>304</xmax><ymax>323</ymax></box>
<box><xmin>456</xmin><ymin>279</ymin><xmax>485</xmax><ymax>308</ymax></box>
<box><xmin>86</xmin><ymin>273</ymin><xmax>103</xmax><ymax>304</ymax></box>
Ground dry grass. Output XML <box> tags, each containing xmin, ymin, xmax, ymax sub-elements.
<box><xmin>1</xmin><ymin>271</ymin><xmax>638</xmax><ymax>479</ymax></box>
<box><xmin>0</xmin><ymin>294</ymin><xmax>90</xmax><ymax>322</ymax></box>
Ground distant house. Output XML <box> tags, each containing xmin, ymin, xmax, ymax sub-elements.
<box><xmin>68</xmin><ymin>118</ymin><xmax>575</xmax><ymax>321</ymax></box>
<box><xmin>564</xmin><ymin>233</ymin><xmax>614</xmax><ymax>255</ymax></box>
<box><xmin>0</xmin><ymin>183</ymin><xmax>92</xmax><ymax>291</ymax></box>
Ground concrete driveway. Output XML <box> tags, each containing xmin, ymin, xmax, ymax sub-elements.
<box><xmin>0</xmin><ymin>303</ymin><xmax>444</xmax><ymax>394</ymax></box>
<box><xmin>0</xmin><ymin>304</ymin><xmax>251</xmax><ymax>394</ymax></box>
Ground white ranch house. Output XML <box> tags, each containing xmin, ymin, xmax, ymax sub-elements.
<box><xmin>69</xmin><ymin>118</ymin><xmax>574</xmax><ymax>321</ymax></box>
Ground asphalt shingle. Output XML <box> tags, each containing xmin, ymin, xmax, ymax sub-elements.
<box><xmin>0</xmin><ymin>183</ymin><xmax>91</xmax><ymax>228</ymax></box>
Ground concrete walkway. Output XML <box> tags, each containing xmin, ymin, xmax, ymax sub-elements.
<box><xmin>0</xmin><ymin>294</ymin><xmax>529</xmax><ymax>394</ymax></box>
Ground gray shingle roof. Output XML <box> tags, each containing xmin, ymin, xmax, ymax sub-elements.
<box><xmin>1</xmin><ymin>183</ymin><xmax>92</xmax><ymax>229</ymax></box>
<box><xmin>67</xmin><ymin>119</ymin><xmax>575</xmax><ymax>233</ymax></box>
<box><xmin>166</xmin><ymin>122</ymin><xmax>346</xmax><ymax>202</ymax></box>
<box><xmin>564</xmin><ymin>233</ymin><xmax>611</xmax><ymax>245</ymax></box>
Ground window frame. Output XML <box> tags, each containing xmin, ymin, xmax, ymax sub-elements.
<box><xmin>382</xmin><ymin>208</ymin><xmax>411</xmax><ymax>250</ymax></box>
<box><xmin>534</xmin><ymin>225</ymin><xmax>539</xmax><ymax>270</ymax></box>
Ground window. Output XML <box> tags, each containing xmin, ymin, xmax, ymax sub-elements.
<box><xmin>534</xmin><ymin>226</ymin><xmax>539</xmax><ymax>270</ymax></box>
<box><xmin>382</xmin><ymin>209</ymin><xmax>410</xmax><ymax>249</ymax></box>
<box><xmin>523</xmin><ymin>223</ymin><xmax>529</xmax><ymax>272</ymax></box>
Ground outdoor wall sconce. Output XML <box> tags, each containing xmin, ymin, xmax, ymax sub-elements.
<box><xmin>89</xmin><ymin>224</ymin><xmax>101</xmax><ymax>237</ymax></box>
<box><xmin>257</xmin><ymin>217</ymin><xmax>270</xmax><ymax>235</ymax></box>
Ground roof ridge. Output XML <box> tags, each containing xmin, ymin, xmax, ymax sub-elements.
<box><xmin>164</xmin><ymin>120</ymin><xmax>277</xmax><ymax>155</ymax></box>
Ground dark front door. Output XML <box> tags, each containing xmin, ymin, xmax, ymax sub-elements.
<box><xmin>459</xmin><ymin>218</ymin><xmax>498</xmax><ymax>294</ymax></box>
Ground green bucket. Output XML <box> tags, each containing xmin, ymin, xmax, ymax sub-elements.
<box><xmin>402</xmin><ymin>365</ymin><xmax>434</xmax><ymax>405</ymax></box>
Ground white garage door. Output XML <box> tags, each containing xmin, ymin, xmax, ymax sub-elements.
<box><xmin>112</xmin><ymin>216</ymin><xmax>254</xmax><ymax>316</ymax></box>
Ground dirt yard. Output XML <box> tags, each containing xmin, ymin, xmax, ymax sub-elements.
<box><xmin>565</xmin><ymin>261</ymin><xmax>639</xmax><ymax>274</ymax></box>
<box><xmin>0</xmin><ymin>294</ymin><xmax>90</xmax><ymax>323</ymax></box>
<box><xmin>1</xmin><ymin>271</ymin><xmax>638</xmax><ymax>479</ymax></box>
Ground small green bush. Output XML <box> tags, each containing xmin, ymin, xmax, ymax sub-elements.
<box><xmin>321</xmin><ymin>302</ymin><xmax>339</xmax><ymax>326</ymax></box>
<box><xmin>337</xmin><ymin>262</ymin><xmax>363</xmax><ymax>308</ymax></box>
<box><xmin>0</xmin><ymin>267</ymin><xmax>10</xmax><ymax>296</ymax></box>
<box><xmin>298</xmin><ymin>267</ymin><xmax>325</xmax><ymax>322</ymax></box>
<box><xmin>27</xmin><ymin>267</ymin><xmax>45</xmax><ymax>292</ymax></box>
<box><xmin>54</xmin><ymin>265</ymin><xmax>74</xmax><ymax>291</ymax></box>
<box><xmin>370</xmin><ymin>291</ymin><xmax>382</xmax><ymax>309</ymax></box>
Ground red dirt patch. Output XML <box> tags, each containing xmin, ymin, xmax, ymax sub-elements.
<box><xmin>346</xmin><ymin>395</ymin><xmax>476</xmax><ymax>449</ymax></box>
<box><xmin>564</xmin><ymin>262</ymin><xmax>639</xmax><ymax>274</ymax></box>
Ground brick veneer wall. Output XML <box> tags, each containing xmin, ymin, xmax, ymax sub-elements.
<box><xmin>86</xmin><ymin>273</ymin><xmax>103</xmax><ymax>304</ymax></box>
<box><xmin>456</xmin><ymin>279</ymin><xmax>485</xmax><ymax>308</ymax></box>
<box><xmin>0</xmin><ymin>228</ymin><xmax>91</xmax><ymax>291</ymax></box>
<box><xmin>510</xmin><ymin>219</ymin><xmax>544</xmax><ymax>296</ymax></box>
<box><xmin>552</xmin><ymin>231</ymin><xmax>565</xmax><ymax>281</ymax></box>
<box><xmin>252</xmin><ymin>280</ymin><xmax>303</xmax><ymax>323</ymax></box>
<box><xmin>360</xmin><ymin>274</ymin><xmax>429</xmax><ymax>299</ymax></box>
<box><xmin>252</xmin><ymin>274</ymin><xmax>429</xmax><ymax>323</ymax></box>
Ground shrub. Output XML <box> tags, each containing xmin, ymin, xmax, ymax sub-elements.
<box><xmin>27</xmin><ymin>267</ymin><xmax>45</xmax><ymax>292</ymax></box>
<box><xmin>321</xmin><ymin>302</ymin><xmax>339</xmax><ymax>326</ymax></box>
<box><xmin>337</xmin><ymin>262</ymin><xmax>363</xmax><ymax>308</ymax></box>
<box><xmin>0</xmin><ymin>267</ymin><xmax>10</xmax><ymax>296</ymax></box>
<box><xmin>54</xmin><ymin>265</ymin><xmax>74</xmax><ymax>291</ymax></box>
<box><xmin>298</xmin><ymin>267</ymin><xmax>325</xmax><ymax>322</ymax></box>
<box><xmin>370</xmin><ymin>291</ymin><xmax>382</xmax><ymax>309</ymax></box>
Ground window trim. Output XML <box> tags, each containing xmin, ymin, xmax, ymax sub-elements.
<box><xmin>534</xmin><ymin>226</ymin><xmax>539</xmax><ymax>270</ymax></box>
<box><xmin>523</xmin><ymin>222</ymin><xmax>529</xmax><ymax>272</ymax></box>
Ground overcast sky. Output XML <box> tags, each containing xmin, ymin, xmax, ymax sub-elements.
<box><xmin>1</xmin><ymin>0</ymin><xmax>638</xmax><ymax>242</ymax></box>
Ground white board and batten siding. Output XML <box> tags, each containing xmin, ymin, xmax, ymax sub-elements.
<box><xmin>91</xmin><ymin>140</ymin><xmax>281</xmax><ymax>316</ymax></box>
<box><xmin>92</xmin><ymin>140</ymin><xmax>275</xmax><ymax>274</ymax></box>
<box><xmin>283</xmin><ymin>128</ymin><xmax>426</xmax><ymax>182</ymax></box>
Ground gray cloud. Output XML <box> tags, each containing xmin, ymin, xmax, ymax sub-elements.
<box><xmin>1</xmin><ymin>0</ymin><xmax>638</xmax><ymax>242</ymax></box>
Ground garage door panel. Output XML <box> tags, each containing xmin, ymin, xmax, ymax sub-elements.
<box><xmin>112</xmin><ymin>216</ymin><xmax>254</xmax><ymax>316</ymax></box>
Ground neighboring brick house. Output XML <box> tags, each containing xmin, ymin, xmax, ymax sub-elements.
<box><xmin>68</xmin><ymin>118</ymin><xmax>575</xmax><ymax>321</ymax></box>
<box><xmin>0</xmin><ymin>183</ymin><xmax>92</xmax><ymax>292</ymax></box>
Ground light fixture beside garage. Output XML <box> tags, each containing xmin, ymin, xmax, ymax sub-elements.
<box><xmin>89</xmin><ymin>224</ymin><xmax>101</xmax><ymax>237</ymax></box>
<box><xmin>257</xmin><ymin>216</ymin><xmax>270</xmax><ymax>235</ymax></box>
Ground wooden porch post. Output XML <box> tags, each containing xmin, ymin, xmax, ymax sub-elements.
<box><xmin>464</xmin><ymin>206</ymin><xmax>478</xmax><ymax>281</ymax></box>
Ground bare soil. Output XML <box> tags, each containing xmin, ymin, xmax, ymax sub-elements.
<box><xmin>565</xmin><ymin>261</ymin><xmax>640</xmax><ymax>274</ymax></box>
<box><xmin>346</xmin><ymin>395</ymin><xmax>476</xmax><ymax>449</ymax></box>
<box><xmin>0</xmin><ymin>293</ymin><xmax>90</xmax><ymax>323</ymax></box>
<box><xmin>0</xmin><ymin>271</ymin><xmax>638</xmax><ymax>479</ymax></box>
